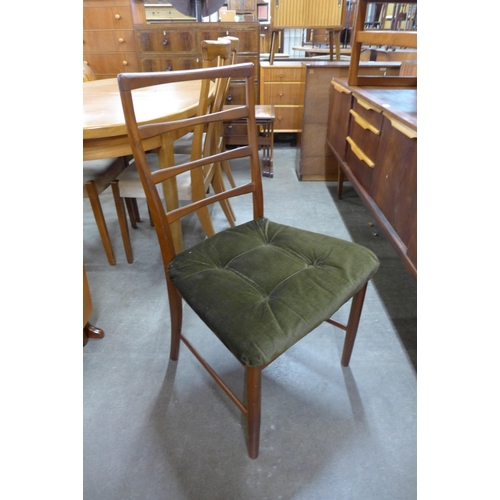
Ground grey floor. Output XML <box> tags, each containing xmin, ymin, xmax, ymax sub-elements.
<box><xmin>83</xmin><ymin>137</ymin><xmax>417</xmax><ymax>500</ymax></box>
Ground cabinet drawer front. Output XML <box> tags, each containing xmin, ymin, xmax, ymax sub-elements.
<box><xmin>352</xmin><ymin>95</ymin><xmax>384</xmax><ymax>131</ymax></box>
<box><xmin>326</xmin><ymin>82</ymin><xmax>352</xmax><ymax>161</ymax></box>
<box><xmin>225</xmin><ymin>81</ymin><xmax>260</xmax><ymax>105</ymax></box>
<box><xmin>136</xmin><ymin>30</ymin><xmax>197</xmax><ymax>54</ymax></box>
<box><xmin>84</xmin><ymin>30</ymin><xmax>135</xmax><ymax>52</ymax></box>
<box><xmin>274</xmin><ymin>106</ymin><xmax>304</xmax><ymax>131</ymax></box>
<box><xmin>262</xmin><ymin>83</ymin><xmax>304</xmax><ymax>105</ymax></box>
<box><xmin>83</xmin><ymin>53</ymin><xmax>140</xmax><ymax>75</ymax></box>
<box><xmin>140</xmin><ymin>57</ymin><xmax>200</xmax><ymax>73</ymax></box>
<box><xmin>263</xmin><ymin>66</ymin><xmax>304</xmax><ymax>82</ymax></box>
<box><xmin>83</xmin><ymin>7</ymin><xmax>133</xmax><ymax>30</ymax></box>
<box><xmin>345</xmin><ymin>137</ymin><xmax>375</xmax><ymax>192</ymax></box>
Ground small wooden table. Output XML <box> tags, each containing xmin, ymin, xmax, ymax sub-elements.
<box><xmin>83</xmin><ymin>78</ymin><xmax>214</xmax><ymax>250</ymax></box>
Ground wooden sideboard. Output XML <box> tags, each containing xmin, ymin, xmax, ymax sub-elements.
<box><xmin>326</xmin><ymin>77</ymin><xmax>417</xmax><ymax>278</ymax></box>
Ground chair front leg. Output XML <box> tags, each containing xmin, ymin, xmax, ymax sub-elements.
<box><xmin>245</xmin><ymin>366</ymin><xmax>262</xmax><ymax>459</ymax></box>
<box><xmin>341</xmin><ymin>282</ymin><xmax>368</xmax><ymax>367</ymax></box>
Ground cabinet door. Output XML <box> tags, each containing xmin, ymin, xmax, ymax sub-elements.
<box><xmin>306</xmin><ymin>0</ymin><xmax>344</xmax><ymax>27</ymax></box>
<box><xmin>326</xmin><ymin>81</ymin><xmax>352</xmax><ymax>161</ymax></box>
<box><xmin>372</xmin><ymin>118</ymin><xmax>417</xmax><ymax>249</ymax></box>
<box><xmin>271</xmin><ymin>0</ymin><xmax>305</xmax><ymax>27</ymax></box>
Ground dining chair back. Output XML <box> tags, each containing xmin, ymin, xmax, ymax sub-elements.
<box><xmin>118</xmin><ymin>62</ymin><xmax>380</xmax><ymax>459</ymax></box>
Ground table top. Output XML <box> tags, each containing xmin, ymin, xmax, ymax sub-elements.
<box><xmin>83</xmin><ymin>78</ymin><xmax>204</xmax><ymax>141</ymax></box>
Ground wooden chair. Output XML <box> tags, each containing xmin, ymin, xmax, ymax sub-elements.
<box><xmin>83</xmin><ymin>63</ymin><xmax>133</xmax><ymax>265</ymax></box>
<box><xmin>219</xmin><ymin>36</ymin><xmax>276</xmax><ymax>178</ymax></box>
<box><xmin>118</xmin><ymin>62</ymin><xmax>380</xmax><ymax>459</ymax></box>
<box><xmin>114</xmin><ymin>39</ymin><xmax>236</xmax><ymax>240</ymax></box>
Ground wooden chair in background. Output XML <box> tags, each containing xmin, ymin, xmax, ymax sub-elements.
<box><xmin>83</xmin><ymin>62</ymin><xmax>133</xmax><ymax>264</ymax></box>
<box><xmin>114</xmin><ymin>39</ymin><xmax>237</xmax><ymax>245</ymax></box>
<box><xmin>118</xmin><ymin>62</ymin><xmax>380</xmax><ymax>459</ymax></box>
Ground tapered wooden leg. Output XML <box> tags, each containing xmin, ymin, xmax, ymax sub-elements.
<box><xmin>168</xmin><ymin>286</ymin><xmax>183</xmax><ymax>361</ymax></box>
<box><xmin>85</xmin><ymin>180</ymin><xmax>115</xmax><ymax>265</ymax></box>
<box><xmin>341</xmin><ymin>283</ymin><xmax>368</xmax><ymax>367</ymax></box>
<box><xmin>125</xmin><ymin>198</ymin><xmax>141</xmax><ymax>228</ymax></box>
<box><xmin>246</xmin><ymin>366</ymin><xmax>262</xmax><ymax>459</ymax></box>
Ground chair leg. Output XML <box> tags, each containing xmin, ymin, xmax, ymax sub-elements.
<box><xmin>341</xmin><ymin>283</ymin><xmax>368</xmax><ymax>367</ymax></box>
<box><xmin>168</xmin><ymin>287</ymin><xmax>183</xmax><ymax>361</ymax></box>
<box><xmin>85</xmin><ymin>180</ymin><xmax>116</xmax><ymax>265</ymax></box>
<box><xmin>125</xmin><ymin>198</ymin><xmax>141</xmax><ymax>228</ymax></box>
<box><xmin>111</xmin><ymin>181</ymin><xmax>134</xmax><ymax>264</ymax></box>
<box><xmin>245</xmin><ymin>366</ymin><xmax>262</xmax><ymax>459</ymax></box>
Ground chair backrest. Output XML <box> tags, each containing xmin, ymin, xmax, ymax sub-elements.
<box><xmin>218</xmin><ymin>36</ymin><xmax>240</xmax><ymax>103</ymax></box>
<box><xmin>118</xmin><ymin>63</ymin><xmax>263</xmax><ymax>270</ymax></box>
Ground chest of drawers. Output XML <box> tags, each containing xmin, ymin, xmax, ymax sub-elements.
<box><xmin>83</xmin><ymin>0</ymin><xmax>143</xmax><ymax>79</ymax></box>
<box><xmin>260</xmin><ymin>62</ymin><xmax>306</xmax><ymax>132</ymax></box>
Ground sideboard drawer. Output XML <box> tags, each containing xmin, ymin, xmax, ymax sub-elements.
<box><xmin>136</xmin><ymin>29</ymin><xmax>197</xmax><ymax>54</ymax></box>
<box><xmin>263</xmin><ymin>66</ymin><xmax>304</xmax><ymax>82</ymax></box>
<box><xmin>139</xmin><ymin>56</ymin><xmax>200</xmax><ymax>72</ymax></box>
<box><xmin>274</xmin><ymin>106</ymin><xmax>304</xmax><ymax>131</ymax></box>
<box><xmin>262</xmin><ymin>82</ymin><xmax>305</xmax><ymax>106</ymax></box>
<box><xmin>83</xmin><ymin>52</ymin><xmax>140</xmax><ymax>76</ymax></box>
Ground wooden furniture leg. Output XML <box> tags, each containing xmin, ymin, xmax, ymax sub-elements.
<box><xmin>111</xmin><ymin>181</ymin><xmax>134</xmax><ymax>264</ymax></box>
<box><xmin>83</xmin><ymin>266</ymin><xmax>104</xmax><ymax>346</ymax></box>
<box><xmin>85</xmin><ymin>180</ymin><xmax>116</xmax><ymax>265</ymax></box>
<box><xmin>246</xmin><ymin>366</ymin><xmax>262</xmax><ymax>459</ymax></box>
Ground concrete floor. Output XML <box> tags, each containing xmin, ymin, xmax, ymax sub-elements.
<box><xmin>83</xmin><ymin>139</ymin><xmax>416</xmax><ymax>499</ymax></box>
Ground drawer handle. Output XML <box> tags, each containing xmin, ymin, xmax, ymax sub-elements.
<box><xmin>349</xmin><ymin>110</ymin><xmax>380</xmax><ymax>135</ymax></box>
<box><xmin>122</xmin><ymin>61</ymin><xmax>128</xmax><ymax>66</ymax></box>
<box><xmin>387</xmin><ymin>117</ymin><xmax>417</xmax><ymax>139</ymax></box>
<box><xmin>332</xmin><ymin>81</ymin><xmax>351</xmax><ymax>94</ymax></box>
<box><xmin>346</xmin><ymin>136</ymin><xmax>375</xmax><ymax>168</ymax></box>
<box><xmin>356</xmin><ymin>97</ymin><xmax>382</xmax><ymax>113</ymax></box>
<box><xmin>162</xmin><ymin>39</ymin><xmax>168</xmax><ymax>46</ymax></box>
<box><xmin>115</xmin><ymin>14</ymin><xmax>121</xmax><ymax>20</ymax></box>
<box><xmin>118</xmin><ymin>38</ymin><xmax>124</xmax><ymax>43</ymax></box>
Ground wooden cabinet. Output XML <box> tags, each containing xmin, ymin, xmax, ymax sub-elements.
<box><xmin>135</xmin><ymin>22</ymin><xmax>260</xmax><ymax>97</ymax></box>
<box><xmin>297</xmin><ymin>61</ymin><xmax>400</xmax><ymax>181</ymax></box>
<box><xmin>326</xmin><ymin>78</ymin><xmax>417</xmax><ymax>278</ymax></box>
<box><xmin>260</xmin><ymin>62</ymin><xmax>306</xmax><ymax>132</ymax></box>
<box><xmin>83</xmin><ymin>0</ymin><xmax>144</xmax><ymax>79</ymax></box>
<box><xmin>270</xmin><ymin>0</ymin><xmax>344</xmax><ymax>28</ymax></box>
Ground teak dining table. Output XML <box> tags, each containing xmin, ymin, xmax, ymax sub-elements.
<box><xmin>83</xmin><ymin>77</ymin><xmax>214</xmax><ymax>252</ymax></box>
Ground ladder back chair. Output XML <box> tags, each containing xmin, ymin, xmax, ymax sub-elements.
<box><xmin>118</xmin><ymin>62</ymin><xmax>380</xmax><ymax>459</ymax></box>
<box><xmin>219</xmin><ymin>36</ymin><xmax>276</xmax><ymax>178</ymax></box>
<box><xmin>114</xmin><ymin>39</ymin><xmax>236</xmax><ymax>249</ymax></box>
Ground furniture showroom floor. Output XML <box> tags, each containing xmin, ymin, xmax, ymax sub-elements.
<box><xmin>83</xmin><ymin>137</ymin><xmax>417</xmax><ymax>500</ymax></box>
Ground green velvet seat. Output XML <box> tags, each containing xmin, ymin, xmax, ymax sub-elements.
<box><xmin>169</xmin><ymin>217</ymin><xmax>379</xmax><ymax>367</ymax></box>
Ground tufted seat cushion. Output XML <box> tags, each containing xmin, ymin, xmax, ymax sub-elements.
<box><xmin>168</xmin><ymin>218</ymin><xmax>380</xmax><ymax>367</ymax></box>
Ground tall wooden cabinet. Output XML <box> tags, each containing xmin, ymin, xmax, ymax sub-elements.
<box><xmin>270</xmin><ymin>0</ymin><xmax>344</xmax><ymax>28</ymax></box>
<box><xmin>83</xmin><ymin>0</ymin><xmax>145</xmax><ymax>79</ymax></box>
